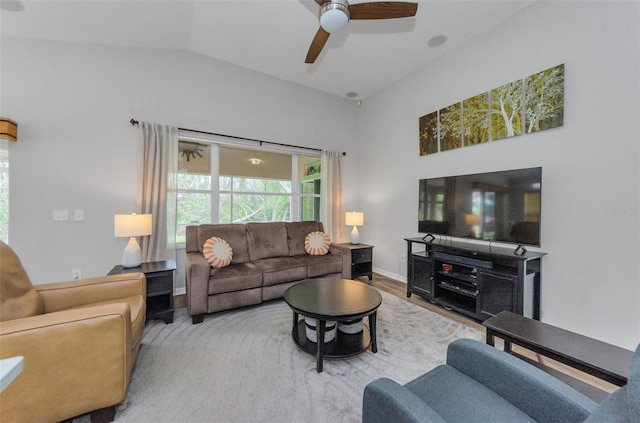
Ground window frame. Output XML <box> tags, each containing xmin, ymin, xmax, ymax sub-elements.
<box><xmin>175</xmin><ymin>135</ymin><xmax>321</xmax><ymax>246</ymax></box>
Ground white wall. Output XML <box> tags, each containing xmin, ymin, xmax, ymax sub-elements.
<box><xmin>2</xmin><ymin>38</ymin><xmax>359</xmax><ymax>285</ymax></box>
<box><xmin>356</xmin><ymin>1</ymin><xmax>640</xmax><ymax>349</ymax></box>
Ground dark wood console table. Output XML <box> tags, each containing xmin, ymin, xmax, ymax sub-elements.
<box><xmin>405</xmin><ymin>238</ymin><xmax>545</xmax><ymax>321</ymax></box>
<box><xmin>484</xmin><ymin>310</ymin><xmax>633</xmax><ymax>402</ymax></box>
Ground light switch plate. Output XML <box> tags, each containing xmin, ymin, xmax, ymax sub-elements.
<box><xmin>53</xmin><ymin>210</ymin><xmax>68</xmax><ymax>221</ymax></box>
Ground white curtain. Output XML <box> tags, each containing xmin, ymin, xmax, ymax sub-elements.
<box><xmin>320</xmin><ymin>150</ymin><xmax>346</xmax><ymax>242</ymax></box>
<box><xmin>138</xmin><ymin>122</ymin><xmax>178</xmax><ymax>263</ymax></box>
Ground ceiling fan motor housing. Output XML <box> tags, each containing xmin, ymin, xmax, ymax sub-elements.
<box><xmin>320</xmin><ymin>0</ymin><xmax>350</xmax><ymax>33</ymax></box>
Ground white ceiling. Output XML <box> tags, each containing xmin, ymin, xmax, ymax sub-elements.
<box><xmin>1</xmin><ymin>0</ymin><xmax>537</xmax><ymax>99</ymax></box>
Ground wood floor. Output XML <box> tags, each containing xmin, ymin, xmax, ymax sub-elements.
<box><xmin>358</xmin><ymin>272</ymin><xmax>619</xmax><ymax>395</ymax></box>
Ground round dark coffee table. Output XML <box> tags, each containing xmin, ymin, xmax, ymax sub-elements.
<box><xmin>283</xmin><ymin>278</ymin><xmax>382</xmax><ymax>372</ymax></box>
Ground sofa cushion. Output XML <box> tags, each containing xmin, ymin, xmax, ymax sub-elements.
<box><xmin>203</xmin><ymin>237</ymin><xmax>233</xmax><ymax>268</ymax></box>
<box><xmin>286</xmin><ymin>221</ymin><xmax>323</xmax><ymax>256</ymax></box>
<box><xmin>0</xmin><ymin>241</ymin><xmax>44</xmax><ymax>321</ymax></box>
<box><xmin>195</xmin><ymin>224</ymin><xmax>250</xmax><ymax>264</ymax></box>
<box><xmin>305</xmin><ymin>231</ymin><xmax>330</xmax><ymax>255</ymax></box>
<box><xmin>406</xmin><ymin>365</ymin><xmax>537</xmax><ymax>422</ymax></box>
<box><xmin>247</xmin><ymin>222</ymin><xmax>289</xmax><ymax>261</ymax></box>
<box><xmin>254</xmin><ymin>257</ymin><xmax>307</xmax><ymax>286</ymax></box>
<box><xmin>294</xmin><ymin>254</ymin><xmax>343</xmax><ymax>278</ymax></box>
<box><xmin>207</xmin><ymin>263</ymin><xmax>263</xmax><ymax>295</ymax></box>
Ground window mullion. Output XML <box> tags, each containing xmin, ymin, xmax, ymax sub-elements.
<box><xmin>211</xmin><ymin>143</ymin><xmax>220</xmax><ymax>223</ymax></box>
<box><xmin>291</xmin><ymin>154</ymin><xmax>299</xmax><ymax>221</ymax></box>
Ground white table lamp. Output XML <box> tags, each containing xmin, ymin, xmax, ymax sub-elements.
<box><xmin>114</xmin><ymin>213</ymin><xmax>152</xmax><ymax>268</ymax></box>
<box><xmin>345</xmin><ymin>211</ymin><xmax>364</xmax><ymax>245</ymax></box>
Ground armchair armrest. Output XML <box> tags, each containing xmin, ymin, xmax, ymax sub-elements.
<box><xmin>37</xmin><ymin>273</ymin><xmax>146</xmax><ymax>313</ymax></box>
<box><xmin>363</xmin><ymin>378</ymin><xmax>446</xmax><ymax>423</ymax></box>
<box><xmin>447</xmin><ymin>339</ymin><xmax>597</xmax><ymax>422</ymax></box>
<box><xmin>185</xmin><ymin>252</ymin><xmax>210</xmax><ymax>317</ymax></box>
<box><xmin>0</xmin><ymin>304</ymin><xmax>132</xmax><ymax>423</ymax></box>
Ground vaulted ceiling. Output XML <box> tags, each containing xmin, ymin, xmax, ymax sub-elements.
<box><xmin>1</xmin><ymin>0</ymin><xmax>536</xmax><ymax>99</ymax></box>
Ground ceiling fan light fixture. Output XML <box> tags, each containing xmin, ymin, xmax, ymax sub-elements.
<box><xmin>320</xmin><ymin>0</ymin><xmax>350</xmax><ymax>33</ymax></box>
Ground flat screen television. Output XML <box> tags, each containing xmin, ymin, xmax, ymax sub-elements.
<box><xmin>418</xmin><ymin>167</ymin><xmax>542</xmax><ymax>246</ymax></box>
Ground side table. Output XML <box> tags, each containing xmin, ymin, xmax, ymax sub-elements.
<box><xmin>336</xmin><ymin>243</ymin><xmax>374</xmax><ymax>280</ymax></box>
<box><xmin>484</xmin><ymin>310</ymin><xmax>633</xmax><ymax>402</ymax></box>
<box><xmin>108</xmin><ymin>260</ymin><xmax>176</xmax><ymax>324</ymax></box>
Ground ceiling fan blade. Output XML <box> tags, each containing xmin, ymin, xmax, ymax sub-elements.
<box><xmin>349</xmin><ymin>2</ymin><xmax>418</xmax><ymax>20</ymax></box>
<box><xmin>314</xmin><ymin>0</ymin><xmax>329</xmax><ymax>6</ymax></box>
<box><xmin>305</xmin><ymin>27</ymin><xmax>331</xmax><ymax>64</ymax></box>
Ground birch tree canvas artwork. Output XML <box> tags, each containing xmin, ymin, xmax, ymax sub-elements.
<box><xmin>419</xmin><ymin>64</ymin><xmax>564</xmax><ymax>155</ymax></box>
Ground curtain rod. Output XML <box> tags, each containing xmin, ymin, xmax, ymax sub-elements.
<box><xmin>129</xmin><ymin>119</ymin><xmax>345</xmax><ymax>156</ymax></box>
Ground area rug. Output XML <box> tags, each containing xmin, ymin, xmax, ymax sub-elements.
<box><xmin>75</xmin><ymin>290</ymin><xmax>483</xmax><ymax>423</ymax></box>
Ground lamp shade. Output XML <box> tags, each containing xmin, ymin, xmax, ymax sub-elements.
<box><xmin>345</xmin><ymin>211</ymin><xmax>364</xmax><ymax>227</ymax></box>
<box><xmin>0</xmin><ymin>118</ymin><xmax>18</xmax><ymax>142</ymax></box>
<box><xmin>114</xmin><ymin>214</ymin><xmax>152</xmax><ymax>237</ymax></box>
<box><xmin>465</xmin><ymin>214</ymin><xmax>482</xmax><ymax>226</ymax></box>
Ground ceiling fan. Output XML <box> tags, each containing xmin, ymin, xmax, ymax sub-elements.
<box><xmin>305</xmin><ymin>0</ymin><xmax>419</xmax><ymax>64</ymax></box>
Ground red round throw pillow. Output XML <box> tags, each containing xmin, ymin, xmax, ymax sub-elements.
<box><xmin>203</xmin><ymin>237</ymin><xmax>233</xmax><ymax>268</ymax></box>
<box><xmin>305</xmin><ymin>231</ymin><xmax>331</xmax><ymax>256</ymax></box>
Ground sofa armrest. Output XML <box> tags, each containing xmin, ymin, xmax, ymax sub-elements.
<box><xmin>37</xmin><ymin>273</ymin><xmax>146</xmax><ymax>313</ymax></box>
<box><xmin>330</xmin><ymin>244</ymin><xmax>352</xmax><ymax>279</ymax></box>
<box><xmin>185</xmin><ymin>251</ymin><xmax>211</xmax><ymax>317</ymax></box>
<box><xmin>447</xmin><ymin>339</ymin><xmax>597</xmax><ymax>422</ymax></box>
<box><xmin>363</xmin><ymin>377</ymin><xmax>447</xmax><ymax>423</ymax></box>
<box><xmin>0</xmin><ymin>304</ymin><xmax>132</xmax><ymax>422</ymax></box>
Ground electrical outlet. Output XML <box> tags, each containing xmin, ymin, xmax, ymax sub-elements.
<box><xmin>73</xmin><ymin>209</ymin><xmax>84</xmax><ymax>221</ymax></box>
<box><xmin>72</xmin><ymin>269</ymin><xmax>82</xmax><ymax>280</ymax></box>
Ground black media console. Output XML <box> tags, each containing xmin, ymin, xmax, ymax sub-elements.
<box><xmin>405</xmin><ymin>237</ymin><xmax>546</xmax><ymax>321</ymax></box>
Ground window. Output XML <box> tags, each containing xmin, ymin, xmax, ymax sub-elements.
<box><xmin>0</xmin><ymin>140</ymin><xmax>8</xmax><ymax>243</ymax></box>
<box><xmin>220</xmin><ymin>176</ymin><xmax>292</xmax><ymax>223</ymax></box>
<box><xmin>176</xmin><ymin>142</ymin><xmax>320</xmax><ymax>243</ymax></box>
<box><xmin>300</xmin><ymin>179</ymin><xmax>321</xmax><ymax>221</ymax></box>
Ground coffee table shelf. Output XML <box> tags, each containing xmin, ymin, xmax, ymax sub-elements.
<box><xmin>292</xmin><ymin>320</ymin><xmax>372</xmax><ymax>359</ymax></box>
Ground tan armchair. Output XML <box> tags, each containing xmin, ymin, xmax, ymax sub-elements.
<box><xmin>0</xmin><ymin>241</ymin><xmax>146</xmax><ymax>423</ymax></box>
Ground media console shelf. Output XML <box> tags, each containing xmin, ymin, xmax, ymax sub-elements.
<box><xmin>405</xmin><ymin>237</ymin><xmax>545</xmax><ymax>321</ymax></box>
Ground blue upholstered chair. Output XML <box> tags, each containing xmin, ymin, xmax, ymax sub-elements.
<box><xmin>363</xmin><ymin>338</ymin><xmax>639</xmax><ymax>423</ymax></box>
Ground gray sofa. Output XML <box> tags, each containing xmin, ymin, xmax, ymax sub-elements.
<box><xmin>363</xmin><ymin>338</ymin><xmax>640</xmax><ymax>423</ymax></box>
<box><xmin>185</xmin><ymin>221</ymin><xmax>350</xmax><ymax>324</ymax></box>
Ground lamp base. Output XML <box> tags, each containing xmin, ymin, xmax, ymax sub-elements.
<box><xmin>122</xmin><ymin>237</ymin><xmax>142</xmax><ymax>268</ymax></box>
<box><xmin>350</xmin><ymin>226</ymin><xmax>360</xmax><ymax>245</ymax></box>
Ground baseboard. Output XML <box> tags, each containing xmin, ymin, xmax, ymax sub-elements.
<box><xmin>373</xmin><ymin>267</ymin><xmax>406</xmax><ymax>284</ymax></box>
<box><xmin>173</xmin><ymin>287</ymin><xmax>186</xmax><ymax>309</ymax></box>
